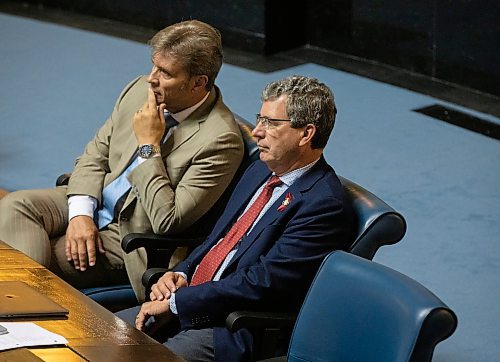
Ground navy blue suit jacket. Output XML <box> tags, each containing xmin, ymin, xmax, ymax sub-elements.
<box><xmin>173</xmin><ymin>157</ymin><xmax>353</xmax><ymax>360</ymax></box>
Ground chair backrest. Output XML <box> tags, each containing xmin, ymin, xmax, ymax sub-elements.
<box><xmin>339</xmin><ymin>176</ymin><xmax>407</xmax><ymax>260</ymax></box>
<box><xmin>287</xmin><ymin>251</ymin><xmax>458</xmax><ymax>362</ymax></box>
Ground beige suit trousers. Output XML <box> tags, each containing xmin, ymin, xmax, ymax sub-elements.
<box><xmin>0</xmin><ymin>187</ymin><xmax>129</xmax><ymax>288</ymax></box>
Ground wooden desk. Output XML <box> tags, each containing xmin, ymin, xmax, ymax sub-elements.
<box><xmin>0</xmin><ymin>241</ymin><xmax>183</xmax><ymax>361</ymax></box>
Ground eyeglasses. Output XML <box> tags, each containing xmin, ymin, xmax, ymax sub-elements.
<box><xmin>255</xmin><ymin>114</ymin><xmax>292</xmax><ymax>130</ymax></box>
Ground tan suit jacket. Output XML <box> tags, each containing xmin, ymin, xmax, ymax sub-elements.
<box><xmin>67</xmin><ymin>76</ymin><xmax>244</xmax><ymax>299</ymax></box>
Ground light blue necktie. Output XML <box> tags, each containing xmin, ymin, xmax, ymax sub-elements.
<box><xmin>97</xmin><ymin>112</ymin><xmax>177</xmax><ymax>230</ymax></box>
<box><xmin>97</xmin><ymin>156</ymin><xmax>140</xmax><ymax>230</ymax></box>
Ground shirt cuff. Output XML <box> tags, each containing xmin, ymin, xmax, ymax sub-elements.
<box><xmin>175</xmin><ymin>271</ymin><xmax>187</xmax><ymax>280</ymax></box>
<box><xmin>68</xmin><ymin>195</ymin><xmax>98</xmax><ymax>220</ymax></box>
<box><xmin>138</xmin><ymin>154</ymin><xmax>161</xmax><ymax>163</ymax></box>
<box><xmin>169</xmin><ymin>293</ymin><xmax>178</xmax><ymax>315</ymax></box>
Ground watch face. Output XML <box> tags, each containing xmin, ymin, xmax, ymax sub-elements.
<box><xmin>139</xmin><ymin>144</ymin><xmax>153</xmax><ymax>158</ymax></box>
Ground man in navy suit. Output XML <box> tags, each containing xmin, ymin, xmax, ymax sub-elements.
<box><xmin>117</xmin><ymin>75</ymin><xmax>354</xmax><ymax>361</ymax></box>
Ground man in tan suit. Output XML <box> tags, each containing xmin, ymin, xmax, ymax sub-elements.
<box><xmin>0</xmin><ymin>20</ymin><xmax>244</xmax><ymax>301</ymax></box>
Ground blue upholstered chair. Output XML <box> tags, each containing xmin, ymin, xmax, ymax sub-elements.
<box><xmin>280</xmin><ymin>251</ymin><xmax>457</xmax><ymax>362</ymax></box>
<box><xmin>225</xmin><ymin>175</ymin><xmax>407</xmax><ymax>359</ymax></box>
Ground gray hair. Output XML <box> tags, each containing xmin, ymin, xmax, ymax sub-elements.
<box><xmin>261</xmin><ymin>75</ymin><xmax>337</xmax><ymax>149</ymax></box>
<box><xmin>149</xmin><ymin>20</ymin><xmax>223</xmax><ymax>90</ymax></box>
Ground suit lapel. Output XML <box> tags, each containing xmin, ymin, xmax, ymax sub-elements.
<box><xmin>209</xmin><ymin>162</ymin><xmax>272</xmax><ymax>242</ymax></box>
<box><xmin>185</xmin><ymin>163</ymin><xmax>272</xmax><ymax>271</ymax></box>
<box><xmin>231</xmin><ymin>191</ymin><xmax>303</xmax><ymax>261</ymax></box>
<box><xmin>163</xmin><ymin>115</ymin><xmax>200</xmax><ymax>154</ymax></box>
<box><xmin>225</xmin><ymin>157</ymin><xmax>330</xmax><ymax>269</ymax></box>
<box><xmin>164</xmin><ymin>87</ymin><xmax>218</xmax><ymax>154</ymax></box>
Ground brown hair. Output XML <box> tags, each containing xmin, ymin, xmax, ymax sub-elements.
<box><xmin>262</xmin><ymin>75</ymin><xmax>337</xmax><ymax>149</ymax></box>
<box><xmin>149</xmin><ymin>20</ymin><xmax>223</xmax><ymax>90</ymax></box>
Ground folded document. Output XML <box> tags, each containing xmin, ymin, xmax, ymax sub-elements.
<box><xmin>0</xmin><ymin>322</ymin><xmax>67</xmax><ymax>351</ymax></box>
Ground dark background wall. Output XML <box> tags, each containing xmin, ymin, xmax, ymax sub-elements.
<box><xmin>13</xmin><ymin>0</ymin><xmax>499</xmax><ymax>96</ymax></box>
<box><xmin>308</xmin><ymin>0</ymin><xmax>499</xmax><ymax>97</ymax></box>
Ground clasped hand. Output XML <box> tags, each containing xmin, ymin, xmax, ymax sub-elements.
<box><xmin>150</xmin><ymin>271</ymin><xmax>188</xmax><ymax>301</ymax></box>
<box><xmin>135</xmin><ymin>271</ymin><xmax>187</xmax><ymax>332</ymax></box>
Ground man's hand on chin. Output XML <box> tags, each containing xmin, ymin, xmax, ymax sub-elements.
<box><xmin>135</xmin><ymin>299</ymin><xmax>173</xmax><ymax>333</ymax></box>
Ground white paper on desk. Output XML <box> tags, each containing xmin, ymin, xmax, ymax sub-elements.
<box><xmin>0</xmin><ymin>322</ymin><xmax>67</xmax><ymax>351</ymax></box>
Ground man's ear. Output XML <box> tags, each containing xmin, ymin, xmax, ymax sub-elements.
<box><xmin>192</xmin><ymin>75</ymin><xmax>209</xmax><ymax>91</ymax></box>
<box><xmin>299</xmin><ymin>124</ymin><xmax>316</xmax><ymax>146</ymax></box>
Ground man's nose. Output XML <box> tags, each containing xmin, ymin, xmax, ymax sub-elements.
<box><xmin>147</xmin><ymin>66</ymin><xmax>159</xmax><ymax>84</ymax></box>
<box><xmin>252</xmin><ymin>122</ymin><xmax>265</xmax><ymax>139</ymax></box>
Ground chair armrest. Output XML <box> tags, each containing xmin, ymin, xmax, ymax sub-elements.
<box><xmin>56</xmin><ymin>173</ymin><xmax>71</xmax><ymax>186</ymax></box>
<box><xmin>141</xmin><ymin>267</ymin><xmax>169</xmax><ymax>289</ymax></box>
<box><xmin>226</xmin><ymin>311</ymin><xmax>296</xmax><ymax>332</ymax></box>
<box><xmin>226</xmin><ymin>311</ymin><xmax>297</xmax><ymax>359</ymax></box>
<box><xmin>121</xmin><ymin>233</ymin><xmax>204</xmax><ymax>253</ymax></box>
<box><xmin>122</xmin><ymin>232</ymin><xmax>205</xmax><ymax>276</ymax></box>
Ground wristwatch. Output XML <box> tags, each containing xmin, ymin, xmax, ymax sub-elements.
<box><xmin>138</xmin><ymin>144</ymin><xmax>161</xmax><ymax>158</ymax></box>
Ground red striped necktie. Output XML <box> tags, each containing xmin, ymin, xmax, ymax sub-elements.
<box><xmin>190</xmin><ymin>175</ymin><xmax>283</xmax><ymax>286</ymax></box>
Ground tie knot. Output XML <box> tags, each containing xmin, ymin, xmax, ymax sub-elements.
<box><xmin>164</xmin><ymin>112</ymin><xmax>179</xmax><ymax>130</ymax></box>
<box><xmin>266</xmin><ymin>175</ymin><xmax>282</xmax><ymax>189</ymax></box>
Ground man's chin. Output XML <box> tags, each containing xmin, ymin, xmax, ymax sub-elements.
<box><xmin>259</xmin><ymin>152</ymin><xmax>270</xmax><ymax>162</ymax></box>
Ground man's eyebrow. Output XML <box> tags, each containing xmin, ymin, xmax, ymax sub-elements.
<box><xmin>151</xmin><ymin>59</ymin><xmax>171</xmax><ymax>75</ymax></box>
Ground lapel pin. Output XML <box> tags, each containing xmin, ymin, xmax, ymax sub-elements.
<box><xmin>277</xmin><ymin>192</ymin><xmax>293</xmax><ymax>212</ymax></box>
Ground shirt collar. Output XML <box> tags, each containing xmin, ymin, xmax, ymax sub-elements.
<box><xmin>169</xmin><ymin>91</ymin><xmax>210</xmax><ymax>124</ymax></box>
<box><xmin>275</xmin><ymin>157</ymin><xmax>321</xmax><ymax>187</ymax></box>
